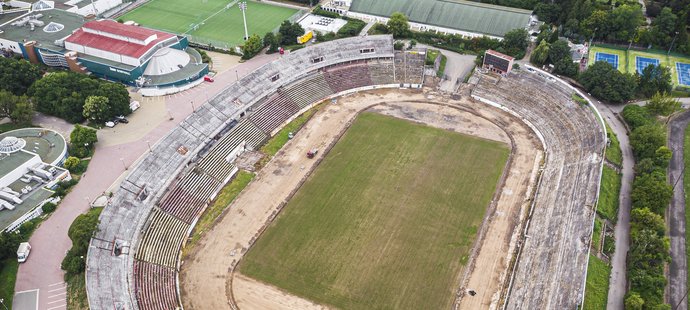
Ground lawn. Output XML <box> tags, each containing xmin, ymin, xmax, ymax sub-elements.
<box><xmin>583</xmin><ymin>255</ymin><xmax>611</xmax><ymax>310</ymax></box>
<box><xmin>605</xmin><ymin>123</ymin><xmax>622</xmax><ymax>166</ymax></box>
<box><xmin>683</xmin><ymin>122</ymin><xmax>690</xmax><ymax>287</ymax></box>
<box><xmin>597</xmin><ymin>166</ymin><xmax>621</xmax><ymax>222</ymax></box>
<box><xmin>0</xmin><ymin>259</ymin><xmax>18</xmax><ymax>307</ymax></box>
<box><xmin>240</xmin><ymin>112</ymin><xmax>510</xmax><ymax>310</ymax></box>
<box><xmin>121</xmin><ymin>0</ymin><xmax>300</xmax><ymax>47</ymax></box>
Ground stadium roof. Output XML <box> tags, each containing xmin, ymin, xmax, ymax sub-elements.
<box><xmin>348</xmin><ymin>0</ymin><xmax>532</xmax><ymax>37</ymax></box>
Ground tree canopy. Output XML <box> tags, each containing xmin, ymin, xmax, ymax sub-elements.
<box><xmin>0</xmin><ymin>57</ymin><xmax>41</xmax><ymax>96</ymax></box>
<box><xmin>579</xmin><ymin>61</ymin><xmax>637</xmax><ymax>103</ymax></box>
<box><xmin>502</xmin><ymin>28</ymin><xmax>529</xmax><ymax>59</ymax></box>
<box><xmin>638</xmin><ymin>65</ymin><xmax>672</xmax><ymax>98</ymax></box>
<box><xmin>241</xmin><ymin>34</ymin><xmax>264</xmax><ymax>60</ymax></box>
<box><xmin>28</xmin><ymin>72</ymin><xmax>130</xmax><ymax>123</ymax></box>
<box><xmin>387</xmin><ymin>12</ymin><xmax>410</xmax><ymax>38</ymax></box>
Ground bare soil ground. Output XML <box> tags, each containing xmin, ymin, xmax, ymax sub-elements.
<box><xmin>179</xmin><ymin>88</ymin><xmax>542</xmax><ymax>310</ymax></box>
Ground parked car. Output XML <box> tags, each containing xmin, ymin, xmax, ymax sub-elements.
<box><xmin>204</xmin><ymin>75</ymin><xmax>214</xmax><ymax>82</ymax></box>
<box><xmin>105</xmin><ymin>121</ymin><xmax>115</xmax><ymax>128</ymax></box>
<box><xmin>119</xmin><ymin>118</ymin><xmax>129</xmax><ymax>124</ymax></box>
<box><xmin>129</xmin><ymin>100</ymin><xmax>140</xmax><ymax>112</ymax></box>
<box><xmin>17</xmin><ymin>242</ymin><xmax>31</xmax><ymax>263</ymax></box>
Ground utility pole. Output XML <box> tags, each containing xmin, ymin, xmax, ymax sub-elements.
<box><xmin>239</xmin><ymin>1</ymin><xmax>249</xmax><ymax>40</ymax></box>
<box><xmin>669</xmin><ymin>31</ymin><xmax>679</xmax><ymax>55</ymax></box>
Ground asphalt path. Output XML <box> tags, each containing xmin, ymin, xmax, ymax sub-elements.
<box><xmin>12</xmin><ymin>51</ymin><xmax>281</xmax><ymax>310</ymax></box>
<box><xmin>667</xmin><ymin>109</ymin><xmax>690</xmax><ymax>310</ymax></box>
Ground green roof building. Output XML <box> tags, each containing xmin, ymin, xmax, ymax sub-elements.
<box><xmin>343</xmin><ymin>0</ymin><xmax>533</xmax><ymax>39</ymax></box>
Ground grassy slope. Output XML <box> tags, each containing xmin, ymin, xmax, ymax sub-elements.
<box><xmin>583</xmin><ymin>255</ymin><xmax>611</xmax><ymax>310</ymax></box>
<box><xmin>186</xmin><ymin>171</ymin><xmax>255</xmax><ymax>248</ymax></box>
<box><xmin>0</xmin><ymin>259</ymin><xmax>18</xmax><ymax>307</ymax></box>
<box><xmin>605</xmin><ymin>123</ymin><xmax>622</xmax><ymax>166</ymax></box>
<box><xmin>597</xmin><ymin>166</ymin><xmax>621</xmax><ymax>222</ymax></box>
<box><xmin>240</xmin><ymin>112</ymin><xmax>509</xmax><ymax>310</ymax></box>
<box><xmin>122</xmin><ymin>0</ymin><xmax>297</xmax><ymax>46</ymax></box>
<box><xmin>683</xmin><ymin>126</ymin><xmax>690</xmax><ymax>287</ymax></box>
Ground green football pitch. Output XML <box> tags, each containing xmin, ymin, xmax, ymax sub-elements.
<box><xmin>121</xmin><ymin>0</ymin><xmax>300</xmax><ymax>47</ymax></box>
<box><xmin>239</xmin><ymin>112</ymin><xmax>510</xmax><ymax>309</ymax></box>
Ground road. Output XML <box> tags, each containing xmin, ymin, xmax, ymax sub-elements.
<box><xmin>667</xmin><ymin>109</ymin><xmax>690</xmax><ymax>310</ymax></box>
<box><xmin>417</xmin><ymin>44</ymin><xmax>475</xmax><ymax>93</ymax></box>
<box><xmin>12</xmin><ymin>51</ymin><xmax>281</xmax><ymax>310</ymax></box>
<box><xmin>591</xmin><ymin>101</ymin><xmax>634</xmax><ymax>310</ymax></box>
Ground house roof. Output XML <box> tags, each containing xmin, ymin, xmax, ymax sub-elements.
<box><xmin>349</xmin><ymin>0</ymin><xmax>532</xmax><ymax>37</ymax></box>
<box><xmin>486</xmin><ymin>49</ymin><xmax>514</xmax><ymax>61</ymax></box>
<box><xmin>65</xmin><ymin>21</ymin><xmax>175</xmax><ymax>58</ymax></box>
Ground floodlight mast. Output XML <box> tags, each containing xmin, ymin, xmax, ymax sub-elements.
<box><xmin>239</xmin><ymin>1</ymin><xmax>249</xmax><ymax>40</ymax></box>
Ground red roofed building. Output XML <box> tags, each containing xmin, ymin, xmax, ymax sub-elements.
<box><xmin>65</xmin><ymin>20</ymin><xmax>179</xmax><ymax>66</ymax></box>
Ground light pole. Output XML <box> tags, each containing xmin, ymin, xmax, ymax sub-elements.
<box><xmin>669</xmin><ymin>31</ymin><xmax>680</xmax><ymax>55</ymax></box>
<box><xmin>239</xmin><ymin>1</ymin><xmax>249</xmax><ymax>40</ymax></box>
<box><xmin>190</xmin><ymin>100</ymin><xmax>195</xmax><ymax>112</ymax></box>
<box><xmin>0</xmin><ymin>298</ymin><xmax>8</xmax><ymax>310</ymax></box>
<box><xmin>146</xmin><ymin>140</ymin><xmax>152</xmax><ymax>153</ymax></box>
<box><xmin>120</xmin><ymin>158</ymin><xmax>127</xmax><ymax>171</ymax></box>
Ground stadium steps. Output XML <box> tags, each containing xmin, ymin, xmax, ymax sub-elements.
<box><xmin>323</xmin><ymin>62</ymin><xmax>373</xmax><ymax>93</ymax></box>
<box><xmin>283</xmin><ymin>72</ymin><xmax>335</xmax><ymax>109</ymax></box>
<box><xmin>368</xmin><ymin>60</ymin><xmax>396</xmax><ymax>85</ymax></box>
<box><xmin>197</xmin><ymin>119</ymin><xmax>266</xmax><ymax>175</ymax></box>
<box><xmin>133</xmin><ymin>260</ymin><xmax>178</xmax><ymax>310</ymax></box>
<box><xmin>135</xmin><ymin>208</ymin><xmax>190</xmax><ymax>268</ymax></box>
<box><xmin>158</xmin><ymin>171</ymin><xmax>220</xmax><ymax>224</ymax></box>
<box><xmin>249</xmin><ymin>93</ymin><xmax>301</xmax><ymax>134</ymax></box>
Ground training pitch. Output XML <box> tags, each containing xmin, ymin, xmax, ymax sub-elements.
<box><xmin>121</xmin><ymin>0</ymin><xmax>299</xmax><ymax>47</ymax></box>
<box><xmin>239</xmin><ymin>112</ymin><xmax>509</xmax><ymax>309</ymax></box>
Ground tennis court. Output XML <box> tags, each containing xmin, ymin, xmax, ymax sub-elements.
<box><xmin>635</xmin><ymin>56</ymin><xmax>660</xmax><ymax>74</ymax></box>
<box><xmin>677</xmin><ymin>62</ymin><xmax>690</xmax><ymax>86</ymax></box>
<box><xmin>595</xmin><ymin>52</ymin><xmax>619</xmax><ymax>69</ymax></box>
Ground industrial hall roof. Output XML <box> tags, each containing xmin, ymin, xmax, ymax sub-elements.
<box><xmin>348</xmin><ymin>0</ymin><xmax>532</xmax><ymax>37</ymax></box>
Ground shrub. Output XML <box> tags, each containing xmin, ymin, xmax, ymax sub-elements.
<box><xmin>42</xmin><ymin>202</ymin><xmax>57</xmax><ymax>213</ymax></box>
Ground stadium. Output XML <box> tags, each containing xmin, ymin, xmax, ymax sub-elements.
<box><xmin>84</xmin><ymin>35</ymin><xmax>606</xmax><ymax>310</ymax></box>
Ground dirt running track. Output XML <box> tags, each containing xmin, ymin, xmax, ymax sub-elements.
<box><xmin>180</xmin><ymin>89</ymin><xmax>542</xmax><ymax>309</ymax></box>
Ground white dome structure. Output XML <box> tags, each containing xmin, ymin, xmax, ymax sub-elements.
<box><xmin>143</xmin><ymin>48</ymin><xmax>191</xmax><ymax>76</ymax></box>
<box><xmin>43</xmin><ymin>22</ymin><xmax>64</xmax><ymax>33</ymax></box>
<box><xmin>0</xmin><ymin>137</ymin><xmax>26</xmax><ymax>154</ymax></box>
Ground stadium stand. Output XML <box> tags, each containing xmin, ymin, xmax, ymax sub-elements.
<box><xmin>282</xmin><ymin>73</ymin><xmax>335</xmax><ymax>109</ymax></box>
<box><xmin>134</xmin><ymin>209</ymin><xmax>190</xmax><ymax>268</ymax></box>
<box><xmin>472</xmin><ymin>69</ymin><xmax>605</xmax><ymax>309</ymax></box>
<box><xmin>86</xmin><ymin>35</ymin><xmax>426</xmax><ymax>310</ymax></box>
<box><xmin>133</xmin><ymin>260</ymin><xmax>178</xmax><ymax>310</ymax></box>
<box><xmin>323</xmin><ymin>61</ymin><xmax>373</xmax><ymax>93</ymax></box>
<box><xmin>249</xmin><ymin>93</ymin><xmax>301</xmax><ymax>134</ymax></box>
<box><xmin>367</xmin><ymin>59</ymin><xmax>397</xmax><ymax>85</ymax></box>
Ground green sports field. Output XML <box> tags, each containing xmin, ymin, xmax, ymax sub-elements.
<box><xmin>121</xmin><ymin>0</ymin><xmax>300</xmax><ymax>47</ymax></box>
<box><xmin>588</xmin><ymin>45</ymin><xmax>690</xmax><ymax>87</ymax></box>
<box><xmin>239</xmin><ymin>112</ymin><xmax>509</xmax><ymax>309</ymax></box>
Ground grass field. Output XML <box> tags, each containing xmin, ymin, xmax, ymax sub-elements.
<box><xmin>597</xmin><ymin>166</ymin><xmax>621</xmax><ymax>222</ymax></box>
<box><xmin>239</xmin><ymin>112</ymin><xmax>509</xmax><ymax>309</ymax></box>
<box><xmin>605</xmin><ymin>123</ymin><xmax>622</xmax><ymax>166</ymax></box>
<box><xmin>583</xmin><ymin>255</ymin><xmax>611</xmax><ymax>310</ymax></box>
<box><xmin>121</xmin><ymin>0</ymin><xmax>299</xmax><ymax>47</ymax></box>
<box><xmin>588</xmin><ymin>45</ymin><xmax>690</xmax><ymax>87</ymax></box>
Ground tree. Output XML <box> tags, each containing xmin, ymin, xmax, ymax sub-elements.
<box><xmin>553</xmin><ymin>56</ymin><xmax>578</xmax><ymax>77</ymax></box>
<box><xmin>241</xmin><ymin>34</ymin><xmax>264</xmax><ymax>60</ymax></box>
<box><xmin>649</xmin><ymin>8</ymin><xmax>678</xmax><ymax>48</ymax></box>
<box><xmin>608</xmin><ymin>4</ymin><xmax>644</xmax><ymax>42</ymax></box>
<box><xmin>63</xmin><ymin>156</ymin><xmax>81</xmax><ymax>172</ymax></box>
<box><xmin>533</xmin><ymin>3</ymin><xmax>561</xmax><ymax>24</ymax></box>
<box><xmin>630</xmin><ymin>124</ymin><xmax>666</xmax><ymax>160</ymax></box>
<box><xmin>638</xmin><ymin>65</ymin><xmax>673</xmax><ymax>98</ymax></box>
<box><xmin>645</xmin><ymin>92</ymin><xmax>679</xmax><ymax>116</ymax></box>
<box><xmin>654</xmin><ymin>146</ymin><xmax>673</xmax><ymax>168</ymax></box>
<box><xmin>502</xmin><ymin>28</ymin><xmax>529</xmax><ymax>58</ymax></box>
<box><xmin>0</xmin><ymin>57</ymin><xmax>41</xmax><ymax>96</ymax></box>
<box><xmin>10</xmin><ymin>98</ymin><xmax>34</xmax><ymax>125</ymax></box>
<box><xmin>548</xmin><ymin>39</ymin><xmax>571</xmax><ymax>64</ymax></box>
<box><xmin>631</xmin><ymin>171</ymin><xmax>672</xmax><ymax>214</ymax></box>
<box><xmin>580</xmin><ymin>10</ymin><xmax>609</xmax><ymax>39</ymax></box>
<box><xmin>625</xmin><ymin>291</ymin><xmax>644</xmax><ymax>309</ymax></box>
<box><xmin>387</xmin><ymin>12</ymin><xmax>410</xmax><ymax>38</ymax></box>
<box><xmin>622</xmin><ymin>105</ymin><xmax>650</xmax><ymax>129</ymax></box>
<box><xmin>631</xmin><ymin>207</ymin><xmax>666</xmax><ymax>235</ymax></box>
<box><xmin>579</xmin><ymin>61</ymin><xmax>637</xmax><ymax>103</ymax></box>
<box><xmin>70</xmin><ymin>125</ymin><xmax>97</xmax><ymax>157</ymax></box>
<box><xmin>278</xmin><ymin>21</ymin><xmax>305</xmax><ymax>45</ymax></box>
<box><xmin>0</xmin><ymin>90</ymin><xmax>20</xmax><ymax>119</ymax></box>
<box><xmin>61</xmin><ymin>208</ymin><xmax>100</xmax><ymax>276</ymax></box>
<box><xmin>530</xmin><ymin>39</ymin><xmax>550</xmax><ymax>65</ymax></box>
<box><xmin>95</xmin><ymin>82</ymin><xmax>131</xmax><ymax>118</ymax></box>
<box><xmin>263</xmin><ymin>32</ymin><xmax>280</xmax><ymax>53</ymax></box>
<box><xmin>83</xmin><ymin>96</ymin><xmax>110</xmax><ymax>124</ymax></box>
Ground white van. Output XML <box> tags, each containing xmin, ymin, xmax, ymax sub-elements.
<box><xmin>17</xmin><ymin>242</ymin><xmax>31</xmax><ymax>263</ymax></box>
